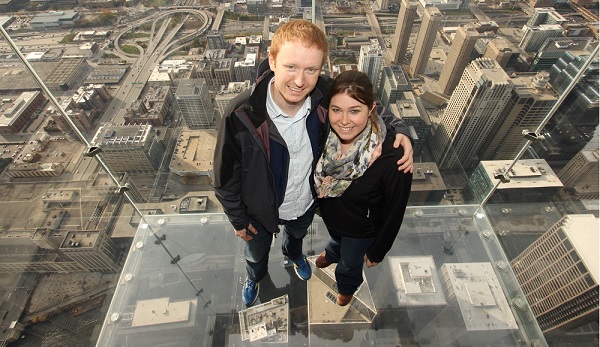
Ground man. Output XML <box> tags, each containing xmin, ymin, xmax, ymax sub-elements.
<box><xmin>212</xmin><ymin>20</ymin><xmax>413</xmax><ymax>307</ymax></box>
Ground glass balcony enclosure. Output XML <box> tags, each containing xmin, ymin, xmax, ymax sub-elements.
<box><xmin>96</xmin><ymin>208</ymin><xmax>550</xmax><ymax>346</ymax></box>
<box><xmin>0</xmin><ymin>2</ymin><xmax>597</xmax><ymax>347</ymax></box>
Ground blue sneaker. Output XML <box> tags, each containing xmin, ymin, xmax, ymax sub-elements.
<box><xmin>291</xmin><ymin>255</ymin><xmax>312</xmax><ymax>281</ymax></box>
<box><xmin>242</xmin><ymin>278</ymin><xmax>259</xmax><ymax>307</ymax></box>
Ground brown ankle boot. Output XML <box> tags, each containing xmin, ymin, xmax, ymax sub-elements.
<box><xmin>315</xmin><ymin>251</ymin><xmax>332</xmax><ymax>269</ymax></box>
<box><xmin>337</xmin><ymin>293</ymin><xmax>353</xmax><ymax>306</ymax></box>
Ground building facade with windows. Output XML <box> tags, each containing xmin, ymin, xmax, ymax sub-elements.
<box><xmin>390</xmin><ymin>0</ymin><xmax>418</xmax><ymax>64</ymax></box>
<box><xmin>511</xmin><ymin>214</ymin><xmax>599</xmax><ymax>335</ymax></box>
<box><xmin>431</xmin><ymin>59</ymin><xmax>513</xmax><ymax>169</ymax></box>
<box><xmin>91</xmin><ymin>125</ymin><xmax>165</xmax><ymax>174</ymax></box>
<box><xmin>175</xmin><ymin>79</ymin><xmax>216</xmax><ymax>129</ymax></box>
<box><xmin>438</xmin><ymin>24</ymin><xmax>480</xmax><ymax>96</ymax></box>
<box><xmin>358</xmin><ymin>40</ymin><xmax>383</xmax><ymax>92</ymax></box>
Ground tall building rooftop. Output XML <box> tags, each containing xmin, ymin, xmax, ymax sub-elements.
<box><xmin>91</xmin><ymin>125</ymin><xmax>153</xmax><ymax>146</ymax></box>
<box><xmin>175</xmin><ymin>79</ymin><xmax>206</xmax><ymax>96</ymax></box>
<box><xmin>561</xmin><ymin>214</ymin><xmax>599</xmax><ymax>283</ymax></box>
<box><xmin>169</xmin><ymin>129</ymin><xmax>216</xmax><ymax>176</ymax></box>
<box><xmin>388</xmin><ymin>256</ymin><xmax>446</xmax><ymax>306</ymax></box>
<box><xmin>480</xmin><ymin>159</ymin><xmax>563</xmax><ymax>189</ymax></box>
<box><xmin>131</xmin><ymin>297</ymin><xmax>196</xmax><ymax>327</ymax></box>
<box><xmin>441</xmin><ymin>262</ymin><xmax>518</xmax><ymax>332</ymax></box>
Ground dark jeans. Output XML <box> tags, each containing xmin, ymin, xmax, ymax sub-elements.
<box><xmin>244</xmin><ymin>206</ymin><xmax>315</xmax><ymax>282</ymax></box>
<box><xmin>323</xmin><ymin>234</ymin><xmax>376</xmax><ymax>295</ymax></box>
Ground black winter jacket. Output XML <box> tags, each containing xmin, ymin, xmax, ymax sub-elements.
<box><xmin>319</xmin><ymin>132</ymin><xmax>413</xmax><ymax>263</ymax></box>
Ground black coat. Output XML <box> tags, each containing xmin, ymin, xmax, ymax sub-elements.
<box><xmin>319</xmin><ymin>133</ymin><xmax>413</xmax><ymax>262</ymax></box>
<box><xmin>211</xmin><ymin>61</ymin><xmax>331</xmax><ymax>233</ymax></box>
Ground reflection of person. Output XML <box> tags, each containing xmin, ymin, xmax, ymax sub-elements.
<box><xmin>314</xmin><ymin>71</ymin><xmax>413</xmax><ymax>306</ymax></box>
<box><xmin>212</xmin><ymin>20</ymin><xmax>414</xmax><ymax>308</ymax></box>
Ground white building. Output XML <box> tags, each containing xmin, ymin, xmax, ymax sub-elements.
<box><xmin>234</xmin><ymin>53</ymin><xmax>257</xmax><ymax>82</ymax></box>
<box><xmin>358</xmin><ymin>39</ymin><xmax>383</xmax><ymax>92</ymax></box>
<box><xmin>527</xmin><ymin>7</ymin><xmax>568</xmax><ymax>27</ymax></box>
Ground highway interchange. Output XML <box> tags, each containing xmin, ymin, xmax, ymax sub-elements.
<box><xmin>104</xmin><ymin>7</ymin><xmax>215</xmax><ymax>125</ymax></box>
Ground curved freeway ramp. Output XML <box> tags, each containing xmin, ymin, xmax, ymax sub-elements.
<box><xmin>113</xmin><ymin>8</ymin><xmax>213</xmax><ymax>59</ymax></box>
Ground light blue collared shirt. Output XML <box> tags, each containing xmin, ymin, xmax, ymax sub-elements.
<box><xmin>266</xmin><ymin>79</ymin><xmax>314</xmax><ymax>220</ymax></box>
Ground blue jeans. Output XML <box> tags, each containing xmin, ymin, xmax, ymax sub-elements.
<box><xmin>323</xmin><ymin>234</ymin><xmax>376</xmax><ymax>295</ymax></box>
<box><xmin>244</xmin><ymin>206</ymin><xmax>315</xmax><ymax>282</ymax></box>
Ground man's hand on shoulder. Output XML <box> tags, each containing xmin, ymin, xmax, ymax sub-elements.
<box><xmin>392</xmin><ymin>134</ymin><xmax>414</xmax><ymax>173</ymax></box>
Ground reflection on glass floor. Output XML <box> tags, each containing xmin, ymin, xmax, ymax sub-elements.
<box><xmin>306</xmin><ymin>257</ymin><xmax>376</xmax><ymax>325</ymax></box>
<box><xmin>96</xmin><ymin>207</ymin><xmax>547</xmax><ymax>346</ymax></box>
<box><xmin>239</xmin><ymin>295</ymin><xmax>289</xmax><ymax>342</ymax></box>
<box><xmin>387</xmin><ymin>255</ymin><xmax>447</xmax><ymax>307</ymax></box>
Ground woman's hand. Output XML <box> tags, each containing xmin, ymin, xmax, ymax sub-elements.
<box><xmin>393</xmin><ymin>134</ymin><xmax>414</xmax><ymax>173</ymax></box>
<box><xmin>364</xmin><ymin>254</ymin><xmax>379</xmax><ymax>268</ymax></box>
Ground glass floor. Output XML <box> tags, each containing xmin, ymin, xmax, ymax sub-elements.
<box><xmin>96</xmin><ymin>205</ymin><xmax>547</xmax><ymax>346</ymax></box>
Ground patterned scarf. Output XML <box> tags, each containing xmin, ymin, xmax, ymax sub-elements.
<box><xmin>315</xmin><ymin>116</ymin><xmax>387</xmax><ymax>198</ymax></box>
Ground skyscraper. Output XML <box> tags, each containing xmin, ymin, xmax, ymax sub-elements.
<box><xmin>376</xmin><ymin>0</ymin><xmax>390</xmax><ymax>11</ymax></box>
<box><xmin>550</xmin><ymin>50</ymin><xmax>599</xmax><ymax>95</ymax></box>
<box><xmin>465</xmin><ymin>159</ymin><xmax>562</xmax><ymax>203</ymax></box>
<box><xmin>206</xmin><ymin>30</ymin><xmax>226</xmax><ymax>49</ymax></box>
<box><xmin>527</xmin><ymin>7</ymin><xmax>567</xmax><ymax>27</ymax></box>
<box><xmin>90</xmin><ymin>124</ymin><xmax>165</xmax><ymax>175</ymax></box>
<box><xmin>390</xmin><ymin>0</ymin><xmax>418</xmax><ymax>64</ymax></box>
<box><xmin>511</xmin><ymin>214</ymin><xmax>599</xmax><ymax>335</ymax></box>
<box><xmin>377</xmin><ymin>65</ymin><xmax>411</xmax><ymax>107</ymax></box>
<box><xmin>534</xmin><ymin>50</ymin><xmax>599</xmax><ymax>165</ymax></box>
<box><xmin>482</xmin><ymin>37</ymin><xmax>516</xmax><ymax>69</ymax></box>
<box><xmin>175</xmin><ymin>79</ymin><xmax>216</xmax><ymax>129</ymax></box>
<box><xmin>438</xmin><ymin>24</ymin><xmax>480</xmax><ymax>96</ymax></box>
<box><xmin>212</xmin><ymin>58</ymin><xmax>235</xmax><ymax>86</ymax></box>
<box><xmin>358</xmin><ymin>39</ymin><xmax>384</xmax><ymax>92</ymax></box>
<box><xmin>558</xmin><ymin>149</ymin><xmax>599</xmax><ymax>199</ymax></box>
<box><xmin>215</xmin><ymin>80</ymin><xmax>251</xmax><ymax>117</ymax></box>
<box><xmin>59</xmin><ymin>231</ymin><xmax>122</xmax><ymax>273</ymax></box>
<box><xmin>529</xmin><ymin>37</ymin><xmax>596</xmax><ymax>72</ymax></box>
<box><xmin>430</xmin><ymin>59</ymin><xmax>512</xmax><ymax>169</ymax></box>
<box><xmin>234</xmin><ymin>53</ymin><xmax>257</xmax><ymax>82</ymax></box>
<box><xmin>390</xmin><ymin>92</ymin><xmax>428</xmax><ymax>156</ymax></box>
<box><xmin>519</xmin><ymin>24</ymin><xmax>564</xmax><ymax>52</ymax></box>
<box><xmin>410</xmin><ymin>6</ymin><xmax>442</xmax><ymax>76</ymax></box>
<box><xmin>480</xmin><ymin>72</ymin><xmax>557</xmax><ymax>160</ymax></box>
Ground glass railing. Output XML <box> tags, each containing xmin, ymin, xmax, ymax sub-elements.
<box><xmin>0</xmin><ymin>20</ymin><xmax>140</xmax><ymax>347</ymax></box>
<box><xmin>0</xmin><ymin>4</ymin><xmax>597</xmax><ymax>347</ymax></box>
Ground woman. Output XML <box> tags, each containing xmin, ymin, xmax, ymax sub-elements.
<box><xmin>314</xmin><ymin>70</ymin><xmax>412</xmax><ymax>306</ymax></box>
